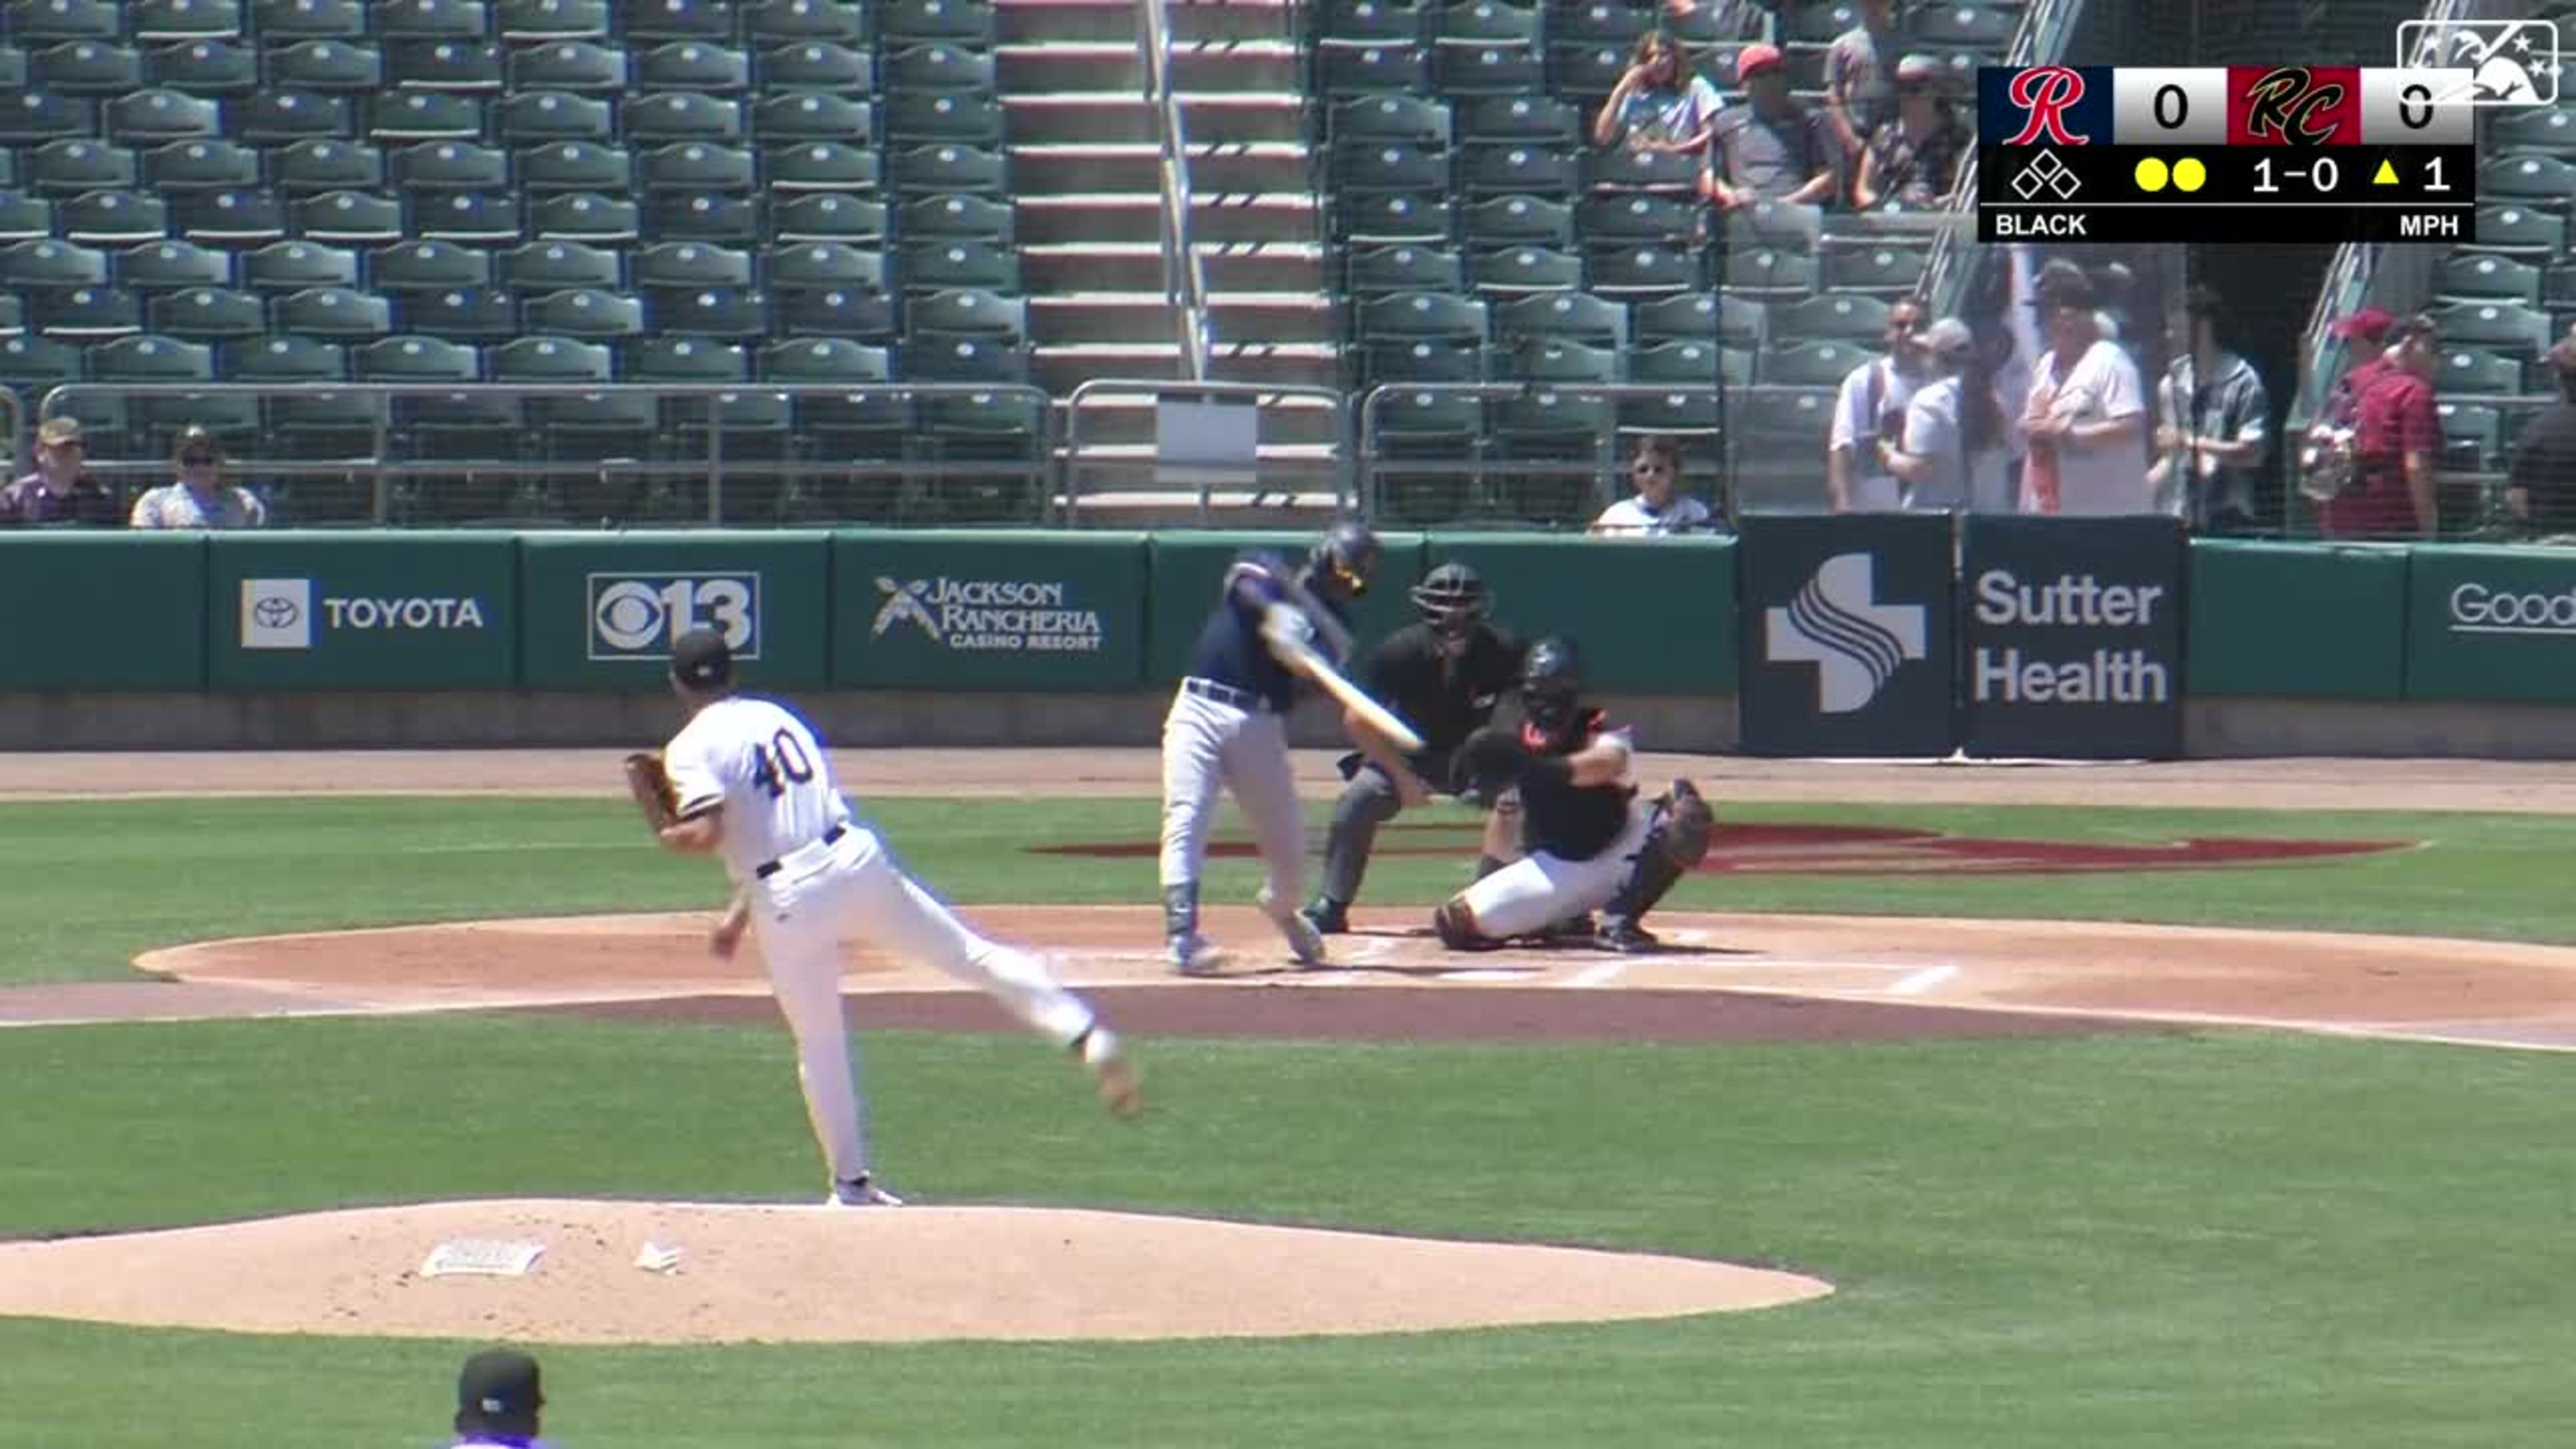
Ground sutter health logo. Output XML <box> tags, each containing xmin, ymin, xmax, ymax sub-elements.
<box><xmin>242</xmin><ymin>578</ymin><xmax>486</xmax><ymax>651</ymax></box>
<box><xmin>872</xmin><ymin>576</ymin><xmax>1104</xmax><ymax>653</ymax></box>
<box><xmin>1765</xmin><ymin>553</ymin><xmax>1928</xmax><ymax>713</ymax></box>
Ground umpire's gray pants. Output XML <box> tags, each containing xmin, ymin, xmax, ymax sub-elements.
<box><xmin>1319</xmin><ymin>752</ymin><xmax>1451</xmax><ymax>907</ymax></box>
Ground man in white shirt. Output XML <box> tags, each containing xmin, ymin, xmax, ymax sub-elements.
<box><xmin>1882</xmin><ymin>318</ymin><xmax>2016</xmax><ymax>513</ymax></box>
<box><xmin>1826</xmin><ymin>297</ymin><xmax>1928</xmax><ymax>511</ymax></box>
<box><xmin>651</xmin><ymin>628</ymin><xmax>1141</xmax><ymax>1207</ymax></box>
<box><xmin>1590</xmin><ymin>435</ymin><xmax>1717</xmax><ymax>534</ymax></box>
<box><xmin>2020</xmin><ymin>271</ymin><xmax>2149</xmax><ymax>514</ymax></box>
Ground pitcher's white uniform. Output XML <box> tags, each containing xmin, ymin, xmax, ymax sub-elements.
<box><xmin>665</xmin><ymin>695</ymin><xmax>1106</xmax><ymax>1191</ymax></box>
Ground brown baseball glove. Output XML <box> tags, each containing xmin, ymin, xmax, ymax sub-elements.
<box><xmin>623</xmin><ymin>751</ymin><xmax>679</xmax><ymax>834</ymax></box>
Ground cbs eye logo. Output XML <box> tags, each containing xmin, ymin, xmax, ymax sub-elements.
<box><xmin>586</xmin><ymin>574</ymin><xmax>761</xmax><ymax>661</ymax></box>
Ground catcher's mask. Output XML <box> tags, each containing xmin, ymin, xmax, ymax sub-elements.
<box><xmin>1410</xmin><ymin>560</ymin><xmax>1489</xmax><ymax>641</ymax></box>
<box><xmin>1520</xmin><ymin>635</ymin><xmax>1584</xmax><ymax>740</ymax></box>
<box><xmin>1304</xmin><ymin>519</ymin><xmax>1381</xmax><ymax>602</ymax></box>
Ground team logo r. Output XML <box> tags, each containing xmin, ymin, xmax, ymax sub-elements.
<box><xmin>1766</xmin><ymin>553</ymin><xmax>1928</xmax><ymax>714</ymax></box>
<box><xmin>872</xmin><ymin>577</ymin><xmax>942</xmax><ymax>641</ymax></box>
<box><xmin>2003</xmin><ymin>66</ymin><xmax>2091</xmax><ymax>145</ymax></box>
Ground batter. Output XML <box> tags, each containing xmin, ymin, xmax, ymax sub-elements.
<box><xmin>1160</xmin><ymin>520</ymin><xmax>1380</xmax><ymax>975</ymax></box>
<box><xmin>650</xmin><ymin>628</ymin><xmax>1142</xmax><ymax>1207</ymax></box>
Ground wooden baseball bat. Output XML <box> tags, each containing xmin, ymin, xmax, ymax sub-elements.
<box><xmin>1274</xmin><ymin>632</ymin><xmax>1428</xmax><ymax>754</ymax></box>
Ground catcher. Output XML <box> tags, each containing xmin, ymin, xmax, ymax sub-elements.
<box><xmin>1300</xmin><ymin>561</ymin><xmax>1525</xmax><ymax>935</ymax></box>
<box><xmin>627</xmin><ymin>628</ymin><xmax>1141</xmax><ymax>1208</ymax></box>
<box><xmin>1434</xmin><ymin>636</ymin><xmax>1715</xmax><ymax>954</ymax></box>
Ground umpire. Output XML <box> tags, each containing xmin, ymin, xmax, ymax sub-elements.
<box><xmin>1302</xmin><ymin>562</ymin><xmax>1524</xmax><ymax>934</ymax></box>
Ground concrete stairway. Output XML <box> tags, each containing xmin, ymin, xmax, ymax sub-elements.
<box><xmin>996</xmin><ymin>0</ymin><xmax>1342</xmax><ymax>525</ymax></box>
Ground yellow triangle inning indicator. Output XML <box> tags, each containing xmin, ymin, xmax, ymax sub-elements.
<box><xmin>2373</xmin><ymin>159</ymin><xmax>2399</xmax><ymax>185</ymax></box>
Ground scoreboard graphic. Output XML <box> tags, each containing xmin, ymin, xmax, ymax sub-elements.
<box><xmin>1976</xmin><ymin>66</ymin><xmax>2480</xmax><ymax>243</ymax></box>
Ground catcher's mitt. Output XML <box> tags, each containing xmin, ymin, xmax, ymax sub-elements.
<box><xmin>623</xmin><ymin>751</ymin><xmax>679</xmax><ymax>834</ymax></box>
<box><xmin>1449</xmin><ymin>725</ymin><xmax>1530</xmax><ymax>806</ymax></box>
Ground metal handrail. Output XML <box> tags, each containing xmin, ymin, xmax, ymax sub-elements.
<box><xmin>1060</xmin><ymin>378</ymin><xmax>1350</xmax><ymax>523</ymax></box>
<box><xmin>1141</xmin><ymin>0</ymin><xmax>1213</xmax><ymax>382</ymax></box>
<box><xmin>32</xmin><ymin>380</ymin><xmax>1059</xmax><ymax>526</ymax></box>
<box><xmin>1355</xmin><ymin>381</ymin><xmax>1732</xmax><ymax>524</ymax></box>
<box><xmin>1919</xmin><ymin>0</ymin><xmax>2083</xmax><ymax>316</ymax></box>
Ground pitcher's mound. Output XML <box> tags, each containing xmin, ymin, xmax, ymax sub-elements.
<box><xmin>0</xmin><ymin>1199</ymin><xmax>1828</xmax><ymax>1344</ymax></box>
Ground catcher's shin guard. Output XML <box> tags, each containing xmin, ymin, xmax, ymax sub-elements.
<box><xmin>1600</xmin><ymin>780</ymin><xmax>1715</xmax><ymax>945</ymax></box>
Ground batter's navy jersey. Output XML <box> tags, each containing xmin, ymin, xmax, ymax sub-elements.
<box><xmin>1183</xmin><ymin>552</ymin><xmax>1351</xmax><ymax>713</ymax></box>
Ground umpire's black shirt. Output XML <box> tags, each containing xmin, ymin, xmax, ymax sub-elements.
<box><xmin>1364</xmin><ymin>621</ymin><xmax>1524</xmax><ymax>756</ymax></box>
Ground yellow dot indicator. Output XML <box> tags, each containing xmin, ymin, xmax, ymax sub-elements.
<box><xmin>2134</xmin><ymin>156</ymin><xmax>2170</xmax><ymax>192</ymax></box>
<box><xmin>2174</xmin><ymin>156</ymin><xmax>2208</xmax><ymax>192</ymax></box>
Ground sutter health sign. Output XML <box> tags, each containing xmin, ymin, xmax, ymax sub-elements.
<box><xmin>1960</xmin><ymin>516</ymin><xmax>2185</xmax><ymax>758</ymax></box>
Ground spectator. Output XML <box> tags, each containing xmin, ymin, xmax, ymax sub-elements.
<box><xmin>1826</xmin><ymin>295</ymin><xmax>1929</xmax><ymax>511</ymax></box>
<box><xmin>1825</xmin><ymin>0</ymin><xmax>1903</xmax><ymax>162</ymax></box>
<box><xmin>1706</xmin><ymin>44</ymin><xmax>1838</xmax><ymax>210</ymax></box>
<box><xmin>1591</xmin><ymin>434</ymin><xmax>1717</xmax><ymax>534</ymax></box>
<box><xmin>1590</xmin><ymin>31</ymin><xmax>1724</xmax><ymax>162</ymax></box>
<box><xmin>128</xmin><ymin>426</ymin><xmax>264</xmax><ymax>530</ymax></box>
<box><xmin>1882</xmin><ymin>318</ymin><xmax>2016</xmax><ymax>513</ymax></box>
<box><xmin>0</xmin><ymin>417</ymin><xmax>117</xmax><ymax>527</ymax></box>
<box><xmin>2020</xmin><ymin>270</ymin><xmax>2149</xmax><ymax>514</ymax></box>
<box><xmin>453</xmin><ymin>1349</ymin><xmax>544</xmax><ymax>1449</ymax></box>
<box><xmin>2323</xmin><ymin>313</ymin><xmax>2441</xmax><ymax>539</ymax></box>
<box><xmin>1852</xmin><ymin>54</ymin><xmax>1970</xmax><ymax>210</ymax></box>
<box><xmin>2506</xmin><ymin>333</ymin><xmax>2576</xmax><ymax>534</ymax></box>
<box><xmin>2325</xmin><ymin>304</ymin><xmax>2398</xmax><ymax>412</ymax></box>
<box><xmin>2147</xmin><ymin>283</ymin><xmax>2270</xmax><ymax>532</ymax></box>
<box><xmin>1664</xmin><ymin>0</ymin><xmax>1770</xmax><ymax>39</ymax></box>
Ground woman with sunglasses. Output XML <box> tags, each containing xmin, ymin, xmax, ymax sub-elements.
<box><xmin>1852</xmin><ymin>54</ymin><xmax>1970</xmax><ymax>211</ymax></box>
<box><xmin>1591</xmin><ymin>31</ymin><xmax>1724</xmax><ymax>162</ymax></box>
<box><xmin>1590</xmin><ymin>436</ymin><xmax>1717</xmax><ymax>535</ymax></box>
<box><xmin>128</xmin><ymin>426</ymin><xmax>266</xmax><ymax>530</ymax></box>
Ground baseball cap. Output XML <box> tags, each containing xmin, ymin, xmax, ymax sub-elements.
<box><xmin>35</xmin><ymin>417</ymin><xmax>81</xmax><ymax>447</ymax></box>
<box><xmin>1734</xmin><ymin>42</ymin><xmax>1784</xmax><ymax>81</ymax></box>
<box><xmin>1894</xmin><ymin>53</ymin><xmax>1943</xmax><ymax>85</ymax></box>
<box><xmin>457</xmin><ymin>1350</ymin><xmax>543</xmax><ymax>1421</ymax></box>
<box><xmin>2329</xmin><ymin>305</ymin><xmax>2396</xmax><ymax>342</ymax></box>
<box><xmin>669</xmin><ymin>626</ymin><xmax>735</xmax><ymax>691</ymax></box>
<box><xmin>1921</xmin><ymin>318</ymin><xmax>1976</xmax><ymax>358</ymax></box>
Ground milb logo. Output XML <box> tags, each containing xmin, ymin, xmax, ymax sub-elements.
<box><xmin>587</xmin><ymin>573</ymin><xmax>760</xmax><ymax>661</ymax></box>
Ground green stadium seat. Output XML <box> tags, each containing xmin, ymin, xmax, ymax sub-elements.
<box><xmin>151</xmin><ymin>285</ymin><xmax>262</xmax><ymax>339</ymax></box>
<box><xmin>0</xmin><ymin>96</ymin><xmax>101</xmax><ymax>147</ymax></box>
<box><xmin>878</xmin><ymin>0</ymin><xmax>994</xmax><ymax>48</ymax></box>
<box><xmin>632</xmin><ymin>240</ymin><xmax>751</xmax><ymax>290</ymax></box>
<box><xmin>144</xmin><ymin>139</ymin><xmax>260</xmax><ymax>191</ymax></box>
<box><xmin>1582</xmin><ymin>147</ymin><xmax>1699</xmax><ymax>192</ymax></box>
<box><xmin>7</xmin><ymin>0</ymin><xmax>121</xmax><ymax>44</ymax></box>
<box><xmin>413</xmin><ymin>190</ymin><xmax>523</xmax><ymax>244</ymax></box>
<box><xmin>31</xmin><ymin>284</ymin><xmax>142</xmax><ymax>338</ymax></box>
<box><xmin>1317</xmin><ymin>0</ymin><xmax>1423</xmax><ymax>50</ymax></box>
<box><xmin>757</xmin><ymin>40</ymin><xmax>869</xmax><ymax>93</ymax></box>
<box><xmin>769</xmin><ymin>192</ymin><xmax>884</xmax><ymax>245</ymax></box>
<box><xmin>0</xmin><ymin>334</ymin><xmax>83</xmax><ymax>396</ymax></box>
<box><xmin>2435</xmin><ymin>253</ymin><xmax>2544</xmax><ymax>306</ymax></box>
<box><xmin>2436</xmin><ymin>346</ymin><xmax>2524</xmax><ymax>396</ymax></box>
<box><xmin>1456</xmin><ymin>143</ymin><xmax>1578</xmax><ymax>198</ymax></box>
<box><xmin>907</xmin><ymin>285</ymin><xmax>1022</xmax><ymax>343</ymax></box>
<box><xmin>501</xmin><ymin>237</ymin><xmax>621</xmax><ymax>291</ymax></box>
<box><xmin>1369</xmin><ymin>389</ymin><xmax>1484</xmax><ymax>441</ymax></box>
<box><xmin>496</xmin><ymin>91</ymin><xmax>614</xmax><ymax>145</ymax></box>
<box><xmin>1728</xmin><ymin>198</ymin><xmax>1824</xmax><ymax>255</ymax></box>
<box><xmin>638</xmin><ymin>142</ymin><xmax>757</xmax><ymax>193</ymax></box>
<box><xmin>1492</xmin><ymin>390</ymin><xmax>1615</xmax><ymax>466</ymax></box>
<box><xmin>1555</xmin><ymin>0</ymin><xmax>1649</xmax><ymax>45</ymax></box>
<box><xmin>1580</xmin><ymin>192</ymin><xmax>1700</xmax><ymax>249</ymax></box>
<box><xmin>1358</xmin><ymin>335</ymin><xmax>1484</xmax><ymax>387</ymax></box>
<box><xmin>1319</xmin><ymin>45</ymin><xmax>1428</xmax><ymax>99</ymax></box>
<box><xmin>883</xmin><ymin>93</ymin><xmax>1003</xmax><ymax>147</ymax></box>
<box><xmin>886</xmin><ymin>142</ymin><xmax>1005</xmax><ymax>196</ymax></box>
<box><xmin>224</xmin><ymin>334</ymin><xmax>346</xmax><ymax>382</ymax></box>
<box><xmin>495</xmin><ymin>0</ymin><xmax>611</xmax><ymax>41</ymax></box>
<box><xmin>1469</xmin><ymin>244</ymin><xmax>1582</xmax><ymax>296</ymax></box>
<box><xmin>902</xmin><ymin>334</ymin><xmax>1028</xmax><ymax>385</ymax></box>
<box><xmin>895</xmin><ymin>238</ymin><xmax>1013</xmax><ymax>295</ymax></box>
<box><xmin>2489</xmin><ymin>105</ymin><xmax>2576</xmax><ymax>157</ymax></box>
<box><xmin>1723</xmin><ymin>246</ymin><xmax>1820</xmax><ymax>297</ymax></box>
<box><xmin>644</xmin><ymin>191</ymin><xmax>757</xmax><ymax>242</ymax></box>
<box><xmin>522</xmin><ymin>285</ymin><xmax>642</xmax><ymax>337</ymax></box>
<box><xmin>516</xmin><ymin>141</ymin><xmax>633</xmax><ymax>194</ymax></box>
<box><xmin>1914</xmin><ymin>2</ymin><xmax>2018</xmax><ymax>49</ymax></box>
<box><xmin>89</xmin><ymin>332</ymin><xmax>213</xmax><ymax>380</ymax></box>
<box><xmin>508</xmin><ymin>38</ymin><xmax>630</xmax><ymax>91</ymax></box>
<box><xmin>172</xmin><ymin>187</ymin><xmax>285</xmax><ymax>244</ymax></box>
<box><xmin>884</xmin><ymin>41</ymin><xmax>994</xmax><ymax>94</ymax></box>
<box><xmin>1591</xmin><ymin>243</ymin><xmax>1705</xmax><ymax>297</ymax></box>
<box><xmin>273</xmin><ymin>138</ymin><xmax>388</xmax><ymax>194</ymax></box>
<box><xmin>1334</xmin><ymin>191</ymin><xmax>1452</xmax><ymax>244</ymax></box>
<box><xmin>1496</xmin><ymin>289</ymin><xmax>1625</xmax><ymax>347</ymax></box>
<box><xmin>527</xmin><ymin>190</ymin><xmax>640</xmax><ymax>241</ymax></box>
<box><xmin>2428</xmin><ymin>300</ymin><xmax>2553</xmax><ymax>355</ymax></box>
<box><xmin>117</xmin><ymin>236</ymin><xmax>231</xmax><ymax>290</ymax></box>
<box><xmin>1361</xmin><ymin>289</ymin><xmax>1488</xmax><ymax>342</ymax></box>
<box><xmin>378</xmin><ymin>0</ymin><xmax>491</xmax><ymax>41</ymax></box>
<box><xmin>1628</xmin><ymin>337</ymin><xmax>1740</xmax><ymax>387</ymax></box>
<box><xmin>252</xmin><ymin>0</ymin><xmax>364</xmax><ymax>40</ymax></box>
<box><xmin>626</xmin><ymin>90</ymin><xmax>745</xmax><ymax>144</ymax></box>
<box><xmin>292</xmin><ymin>189</ymin><xmax>402</xmax><ymax>243</ymax></box>
<box><xmin>370</xmin><ymin>93</ymin><xmax>486</xmax><ymax>143</ymax></box>
<box><xmin>266</xmin><ymin>40</ymin><xmax>384</xmax><ymax>93</ymax></box>
<box><xmin>369</xmin><ymin>238</ymin><xmax>490</xmax><ymax>292</ymax></box>
<box><xmin>392</xmin><ymin>140</ymin><xmax>510</xmax><ymax>192</ymax></box>
<box><xmin>648</xmin><ymin>285</ymin><xmax>768</xmax><ymax>338</ymax></box>
<box><xmin>2481</xmin><ymin>154</ymin><xmax>2576</xmax><ymax>205</ymax></box>
<box><xmin>624</xmin><ymin>333</ymin><xmax>744</xmax><ymax>382</ymax></box>
<box><xmin>1506</xmin><ymin>333</ymin><xmax>1620</xmax><ymax>383</ymax></box>
<box><xmin>33</xmin><ymin>40</ymin><xmax>144</xmax><ymax>93</ymax></box>
<box><xmin>138</xmin><ymin>0</ymin><xmax>244</xmax><ymax>39</ymax></box>
<box><xmin>1330</xmin><ymin>93</ymin><xmax>1451</xmax><ymax>148</ymax></box>
<box><xmin>771</xmin><ymin>284</ymin><xmax>893</xmax><ymax>339</ymax></box>
<box><xmin>1820</xmin><ymin>242</ymin><xmax>1930</xmax><ymax>297</ymax></box>
<box><xmin>901</xmin><ymin>193</ymin><xmax>1012</xmax><ymax>245</ymax></box>
<box><xmin>1457</xmin><ymin>94</ymin><xmax>1579</xmax><ymax>147</ymax></box>
<box><xmin>1345</xmin><ymin>243</ymin><xmax>1464</xmax><ymax>298</ymax></box>
<box><xmin>1763</xmin><ymin>339</ymin><xmax>1872</xmax><ymax>387</ymax></box>
<box><xmin>0</xmin><ymin>191</ymin><xmax>54</xmax><ymax>242</ymax></box>
<box><xmin>1549</xmin><ymin>42</ymin><xmax>1634</xmax><ymax>100</ymax></box>
<box><xmin>2474</xmin><ymin>205</ymin><xmax>2567</xmax><ymax>255</ymax></box>
<box><xmin>1436</xmin><ymin>0</ymin><xmax>1542</xmax><ymax>49</ymax></box>
<box><xmin>760</xmin><ymin>336</ymin><xmax>900</xmax><ymax>440</ymax></box>
<box><xmin>0</xmin><ymin>237</ymin><xmax>108</xmax><ymax>288</ymax></box>
<box><xmin>0</xmin><ymin>46</ymin><xmax>23</xmax><ymax>90</ymax></box>
<box><xmin>1330</xmin><ymin>142</ymin><xmax>1449</xmax><ymax>194</ymax></box>
<box><xmin>634</xmin><ymin>40</ymin><xmax>746</xmax><ymax>93</ymax></box>
<box><xmin>1770</xmin><ymin>292</ymin><xmax>1890</xmax><ymax>345</ymax></box>
<box><xmin>401</xmin><ymin>284</ymin><xmax>517</xmax><ymax>340</ymax></box>
<box><xmin>761</xmin><ymin>239</ymin><xmax>881</xmax><ymax>291</ymax></box>
<box><xmin>238</xmin><ymin>94</ymin><xmax>352</xmax><ymax>146</ymax></box>
<box><xmin>753</xmin><ymin>92</ymin><xmax>871</xmax><ymax>145</ymax></box>
<box><xmin>270</xmin><ymin>282</ymin><xmax>388</xmax><ymax>335</ymax></box>
<box><xmin>623</xmin><ymin>0</ymin><xmax>733</xmax><ymax>42</ymax></box>
<box><xmin>147</xmin><ymin>38</ymin><xmax>258</xmax><ymax>94</ymax></box>
<box><xmin>765</xmin><ymin>140</ymin><xmax>880</xmax><ymax>192</ymax></box>
<box><xmin>1436</xmin><ymin>45</ymin><xmax>1549</xmax><ymax>96</ymax></box>
<box><xmin>385</xmin><ymin>39</ymin><xmax>504</xmax><ymax>90</ymax></box>
<box><xmin>2438</xmin><ymin>401</ymin><xmax>2504</xmax><ymax>468</ymax></box>
<box><xmin>1465</xmin><ymin>193</ymin><xmax>1574</xmax><ymax>251</ymax></box>
<box><xmin>58</xmin><ymin>189</ymin><xmax>166</xmax><ymax>245</ymax></box>
<box><xmin>744</xmin><ymin>0</ymin><xmax>867</xmax><ymax>47</ymax></box>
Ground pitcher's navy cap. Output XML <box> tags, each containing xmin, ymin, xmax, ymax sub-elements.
<box><xmin>670</xmin><ymin>627</ymin><xmax>734</xmax><ymax>690</ymax></box>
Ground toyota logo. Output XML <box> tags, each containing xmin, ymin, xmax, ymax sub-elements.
<box><xmin>252</xmin><ymin>595</ymin><xmax>301</xmax><ymax>629</ymax></box>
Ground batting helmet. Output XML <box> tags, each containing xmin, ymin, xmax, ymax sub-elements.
<box><xmin>1304</xmin><ymin>519</ymin><xmax>1381</xmax><ymax>600</ymax></box>
<box><xmin>1409</xmin><ymin>561</ymin><xmax>1489</xmax><ymax>637</ymax></box>
<box><xmin>1520</xmin><ymin>635</ymin><xmax>1583</xmax><ymax>738</ymax></box>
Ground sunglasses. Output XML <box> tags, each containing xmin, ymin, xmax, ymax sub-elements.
<box><xmin>180</xmin><ymin>452</ymin><xmax>217</xmax><ymax>466</ymax></box>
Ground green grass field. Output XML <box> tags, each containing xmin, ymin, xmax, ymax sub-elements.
<box><xmin>3</xmin><ymin>795</ymin><xmax>2571</xmax><ymax>1447</ymax></box>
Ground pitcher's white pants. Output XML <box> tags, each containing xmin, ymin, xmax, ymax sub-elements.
<box><xmin>1454</xmin><ymin>806</ymin><xmax>1650</xmax><ymax>939</ymax></box>
<box><xmin>1158</xmin><ymin>687</ymin><xmax>1307</xmax><ymax>920</ymax></box>
<box><xmin>751</xmin><ymin>824</ymin><xmax>1098</xmax><ymax>1184</ymax></box>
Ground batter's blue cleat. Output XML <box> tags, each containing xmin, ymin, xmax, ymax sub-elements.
<box><xmin>826</xmin><ymin>1174</ymin><xmax>905</xmax><ymax>1207</ymax></box>
<box><xmin>1276</xmin><ymin>910</ymin><xmax>1328</xmax><ymax>967</ymax></box>
<box><xmin>1167</xmin><ymin>933</ymin><xmax>1223</xmax><ymax>976</ymax></box>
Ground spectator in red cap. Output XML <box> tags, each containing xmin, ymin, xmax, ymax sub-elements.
<box><xmin>2329</xmin><ymin>306</ymin><xmax>2399</xmax><ymax>406</ymax></box>
<box><xmin>1852</xmin><ymin>54</ymin><xmax>1970</xmax><ymax>210</ymax></box>
<box><xmin>1706</xmin><ymin>42</ymin><xmax>1838</xmax><ymax>210</ymax></box>
<box><xmin>2506</xmin><ymin>332</ymin><xmax>2576</xmax><ymax>534</ymax></box>
<box><xmin>2323</xmin><ymin>313</ymin><xmax>2442</xmax><ymax>539</ymax></box>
